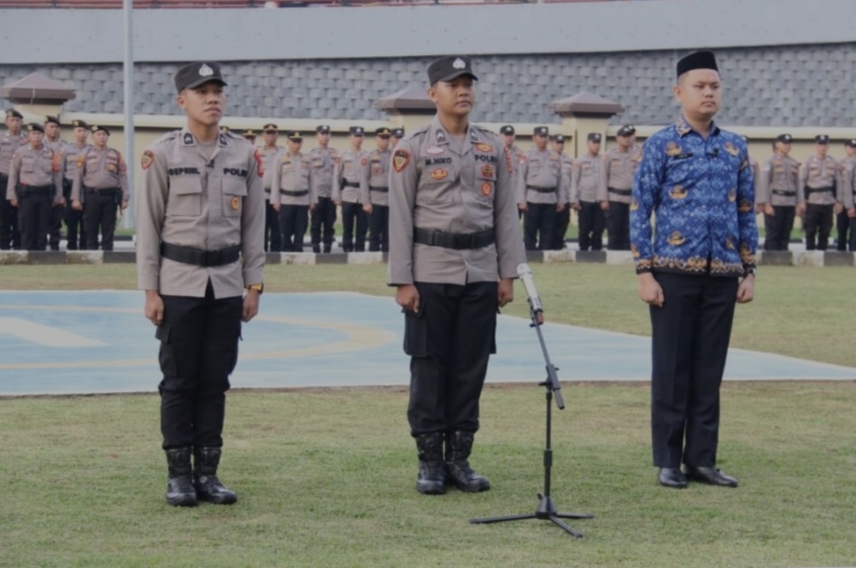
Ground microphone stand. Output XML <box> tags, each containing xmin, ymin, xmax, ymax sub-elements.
<box><xmin>469</xmin><ymin>301</ymin><xmax>593</xmax><ymax>538</ymax></box>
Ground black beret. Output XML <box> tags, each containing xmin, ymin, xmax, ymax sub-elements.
<box><xmin>775</xmin><ymin>134</ymin><xmax>793</xmax><ymax>143</ymax></box>
<box><xmin>349</xmin><ymin>126</ymin><xmax>365</xmax><ymax>136</ymax></box>
<box><xmin>587</xmin><ymin>133</ymin><xmax>602</xmax><ymax>142</ymax></box>
<box><xmin>174</xmin><ymin>61</ymin><xmax>227</xmax><ymax>93</ymax></box>
<box><xmin>26</xmin><ymin>123</ymin><xmax>44</xmax><ymax>133</ymax></box>
<box><xmin>677</xmin><ymin>50</ymin><xmax>719</xmax><ymax>78</ymax></box>
<box><xmin>262</xmin><ymin>123</ymin><xmax>278</xmax><ymax>132</ymax></box>
<box><xmin>90</xmin><ymin>124</ymin><xmax>109</xmax><ymax>135</ymax></box>
<box><xmin>391</xmin><ymin>128</ymin><xmax>405</xmax><ymax>138</ymax></box>
<box><xmin>376</xmin><ymin>127</ymin><xmax>392</xmax><ymax>138</ymax></box>
<box><xmin>500</xmin><ymin>125</ymin><xmax>515</xmax><ymax>136</ymax></box>
<box><xmin>71</xmin><ymin>119</ymin><xmax>89</xmax><ymax>129</ymax></box>
<box><xmin>533</xmin><ymin>126</ymin><xmax>549</xmax><ymax>136</ymax></box>
<box><xmin>316</xmin><ymin>125</ymin><xmax>331</xmax><ymax>134</ymax></box>
<box><xmin>44</xmin><ymin>115</ymin><xmax>60</xmax><ymax>126</ymax></box>
<box><xmin>5</xmin><ymin>109</ymin><xmax>23</xmax><ymax>119</ymax></box>
<box><xmin>427</xmin><ymin>56</ymin><xmax>478</xmax><ymax>86</ymax></box>
<box><xmin>815</xmin><ymin>134</ymin><xmax>830</xmax><ymax>144</ymax></box>
<box><xmin>287</xmin><ymin>131</ymin><xmax>303</xmax><ymax>141</ymax></box>
<box><xmin>617</xmin><ymin>125</ymin><xmax>636</xmax><ymax>137</ymax></box>
<box><xmin>845</xmin><ymin>139</ymin><xmax>856</xmax><ymax>148</ymax></box>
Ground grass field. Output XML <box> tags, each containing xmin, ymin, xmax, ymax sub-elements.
<box><xmin>1</xmin><ymin>263</ymin><xmax>855</xmax><ymax>567</ymax></box>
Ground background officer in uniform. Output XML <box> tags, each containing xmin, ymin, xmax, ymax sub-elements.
<box><xmin>797</xmin><ymin>134</ymin><xmax>842</xmax><ymax>251</ymax></box>
<box><xmin>308</xmin><ymin>125</ymin><xmax>339</xmax><ymax>253</ymax></box>
<box><xmin>360</xmin><ymin>126</ymin><xmax>392</xmax><ymax>252</ymax></box>
<box><xmin>550</xmin><ymin>133</ymin><xmax>573</xmax><ymax>250</ymax></box>
<box><xmin>1</xmin><ymin>109</ymin><xmax>26</xmax><ymax>250</ymax></box>
<box><xmin>242</xmin><ymin>129</ymin><xmax>256</xmax><ymax>145</ymax></box>
<box><xmin>391</xmin><ymin>127</ymin><xmax>405</xmax><ymax>149</ymax></box>
<box><xmin>43</xmin><ymin>116</ymin><xmax>67</xmax><ymax>250</ymax></box>
<box><xmin>571</xmin><ymin>132</ymin><xmax>605</xmax><ymax>251</ymax></box>
<box><xmin>257</xmin><ymin>123</ymin><xmax>283</xmax><ymax>252</ymax></box>
<box><xmin>841</xmin><ymin>139</ymin><xmax>856</xmax><ymax>251</ymax></box>
<box><xmin>61</xmin><ymin>120</ymin><xmax>90</xmax><ymax>250</ymax></box>
<box><xmin>71</xmin><ymin>125</ymin><xmax>129</xmax><ymax>251</ymax></box>
<box><xmin>516</xmin><ymin>126</ymin><xmax>567</xmax><ymax>251</ymax></box>
<box><xmin>835</xmin><ymin>139</ymin><xmax>855</xmax><ymax>250</ymax></box>
<box><xmin>6</xmin><ymin>123</ymin><xmax>62</xmax><ymax>251</ymax></box>
<box><xmin>632</xmin><ymin>51</ymin><xmax>756</xmax><ymax>490</ymax></box>
<box><xmin>599</xmin><ymin>125</ymin><xmax>641</xmax><ymax>250</ymax></box>
<box><xmin>388</xmin><ymin>55</ymin><xmax>525</xmax><ymax>496</ymax></box>
<box><xmin>136</xmin><ymin>61</ymin><xmax>265</xmax><ymax>508</ymax></box>
<box><xmin>756</xmin><ymin>134</ymin><xmax>799</xmax><ymax>251</ymax></box>
<box><xmin>271</xmin><ymin>131</ymin><xmax>314</xmax><ymax>252</ymax></box>
<box><xmin>333</xmin><ymin>126</ymin><xmax>368</xmax><ymax>252</ymax></box>
<box><xmin>499</xmin><ymin>125</ymin><xmax>525</xmax><ymax>219</ymax></box>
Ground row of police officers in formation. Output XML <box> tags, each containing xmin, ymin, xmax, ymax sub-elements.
<box><xmin>3</xmin><ymin>108</ymin><xmax>855</xmax><ymax>253</ymax></box>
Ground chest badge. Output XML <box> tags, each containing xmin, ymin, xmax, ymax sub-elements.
<box><xmin>665</xmin><ymin>142</ymin><xmax>682</xmax><ymax>157</ymax></box>
<box><xmin>475</xmin><ymin>143</ymin><xmax>493</xmax><ymax>153</ymax></box>
<box><xmin>481</xmin><ymin>182</ymin><xmax>492</xmax><ymax>196</ymax></box>
<box><xmin>480</xmin><ymin>164</ymin><xmax>494</xmax><ymax>178</ymax></box>
<box><xmin>426</xmin><ymin>146</ymin><xmax>445</xmax><ymax>155</ymax></box>
<box><xmin>724</xmin><ymin>142</ymin><xmax>739</xmax><ymax>156</ymax></box>
<box><xmin>430</xmin><ymin>168</ymin><xmax>448</xmax><ymax>181</ymax></box>
<box><xmin>230</xmin><ymin>196</ymin><xmax>240</xmax><ymax>211</ymax></box>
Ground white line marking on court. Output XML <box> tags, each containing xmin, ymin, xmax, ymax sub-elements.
<box><xmin>0</xmin><ymin>317</ymin><xmax>106</xmax><ymax>347</ymax></box>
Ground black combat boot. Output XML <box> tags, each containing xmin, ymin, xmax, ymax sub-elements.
<box><xmin>165</xmin><ymin>447</ymin><xmax>198</xmax><ymax>507</ymax></box>
<box><xmin>445</xmin><ymin>431</ymin><xmax>490</xmax><ymax>493</ymax></box>
<box><xmin>415</xmin><ymin>433</ymin><xmax>446</xmax><ymax>495</ymax></box>
<box><xmin>193</xmin><ymin>447</ymin><xmax>237</xmax><ymax>505</ymax></box>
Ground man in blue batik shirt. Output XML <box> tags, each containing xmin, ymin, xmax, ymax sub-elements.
<box><xmin>630</xmin><ymin>51</ymin><xmax>757</xmax><ymax>490</ymax></box>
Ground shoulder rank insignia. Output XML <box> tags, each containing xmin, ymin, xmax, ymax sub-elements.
<box><xmin>724</xmin><ymin>142</ymin><xmax>739</xmax><ymax>156</ymax></box>
<box><xmin>665</xmin><ymin>142</ymin><xmax>682</xmax><ymax>157</ymax></box>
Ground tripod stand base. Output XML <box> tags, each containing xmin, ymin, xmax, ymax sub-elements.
<box><xmin>469</xmin><ymin>494</ymin><xmax>594</xmax><ymax>538</ymax></box>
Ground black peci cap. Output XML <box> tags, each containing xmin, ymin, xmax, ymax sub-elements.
<box><xmin>677</xmin><ymin>50</ymin><xmax>719</xmax><ymax>78</ymax></box>
<box><xmin>427</xmin><ymin>56</ymin><xmax>478</xmax><ymax>86</ymax></box>
<box><xmin>587</xmin><ymin>133</ymin><xmax>602</xmax><ymax>142</ymax></box>
<box><xmin>500</xmin><ymin>125</ymin><xmax>515</xmax><ymax>136</ymax></box>
<box><xmin>174</xmin><ymin>61</ymin><xmax>227</xmax><ymax>93</ymax></box>
<box><xmin>26</xmin><ymin>123</ymin><xmax>45</xmax><ymax>133</ymax></box>
<box><xmin>316</xmin><ymin>125</ymin><xmax>331</xmax><ymax>134</ymax></box>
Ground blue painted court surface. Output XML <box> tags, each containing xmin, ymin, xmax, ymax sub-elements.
<box><xmin>1</xmin><ymin>291</ymin><xmax>854</xmax><ymax>396</ymax></box>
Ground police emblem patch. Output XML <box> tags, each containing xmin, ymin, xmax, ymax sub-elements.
<box><xmin>430</xmin><ymin>169</ymin><xmax>448</xmax><ymax>181</ymax></box>
<box><xmin>199</xmin><ymin>64</ymin><xmax>214</xmax><ymax>77</ymax></box>
<box><xmin>230</xmin><ymin>196</ymin><xmax>240</xmax><ymax>211</ymax></box>
<box><xmin>453</xmin><ymin>58</ymin><xmax>466</xmax><ymax>70</ymax></box>
<box><xmin>480</xmin><ymin>164</ymin><xmax>494</xmax><ymax>178</ymax></box>
<box><xmin>475</xmin><ymin>143</ymin><xmax>493</xmax><ymax>153</ymax></box>
<box><xmin>140</xmin><ymin>150</ymin><xmax>154</xmax><ymax>170</ymax></box>
<box><xmin>392</xmin><ymin>149</ymin><xmax>411</xmax><ymax>173</ymax></box>
<box><xmin>481</xmin><ymin>182</ymin><xmax>491</xmax><ymax>196</ymax></box>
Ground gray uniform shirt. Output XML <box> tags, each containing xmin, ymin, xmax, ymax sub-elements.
<box><xmin>558</xmin><ymin>153</ymin><xmax>573</xmax><ymax>205</ymax></box>
<box><xmin>62</xmin><ymin>142</ymin><xmax>91</xmax><ymax>182</ymax></box>
<box><xmin>5</xmin><ymin>144</ymin><xmax>62</xmax><ymax>201</ymax></box>
<box><xmin>136</xmin><ymin>128</ymin><xmax>265</xmax><ymax>299</ymax></box>
<box><xmin>598</xmin><ymin>145</ymin><xmax>641</xmax><ymax>204</ymax></box>
<box><xmin>841</xmin><ymin>155</ymin><xmax>856</xmax><ymax>210</ymax></box>
<box><xmin>798</xmin><ymin>155</ymin><xmax>841</xmax><ymax>205</ymax></box>
<box><xmin>758</xmin><ymin>154</ymin><xmax>799</xmax><ymax>206</ymax></box>
<box><xmin>571</xmin><ymin>153</ymin><xmax>601</xmax><ymax>204</ymax></box>
<box><xmin>307</xmin><ymin>146</ymin><xmax>338</xmax><ymax>199</ymax></box>
<box><xmin>71</xmin><ymin>146</ymin><xmax>130</xmax><ymax>202</ymax></box>
<box><xmin>388</xmin><ymin>115</ymin><xmax>525</xmax><ymax>286</ymax></box>
<box><xmin>256</xmin><ymin>144</ymin><xmax>284</xmax><ymax>199</ymax></box>
<box><xmin>271</xmin><ymin>151</ymin><xmax>314</xmax><ymax>206</ymax></box>
<box><xmin>516</xmin><ymin>148</ymin><xmax>567</xmax><ymax>205</ymax></box>
<box><xmin>0</xmin><ymin>131</ymin><xmax>27</xmax><ymax>175</ymax></box>
<box><xmin>360</xmin><ymin>147</ymin><xmax>392</xmax><ymax>207</ymax></box>
<box><xmin>333</xmin><ymin>149</ymin><xmax>367</xmax><ymax>203</ymax></box>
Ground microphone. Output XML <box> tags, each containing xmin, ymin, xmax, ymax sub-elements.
<box><xmin>517</xmin><ymin>263</ymin><xmax>544</xmax><ymax>323</ymax></box>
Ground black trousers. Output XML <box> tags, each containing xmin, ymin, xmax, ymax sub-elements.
<box><xmin>850</xmin><ymin>217</ymin><xmax>856</xmax><ymax>252</ymax></box>
<box><xmin>524</xmin><ymin>202</ymin><xmax>556</xmax><ymax>251</ymax></box>
<box><xmin>279</xmin><ymin>204</ymin><xmax>308</xmax><ymax>252</ymax></box>
<box><xmin>763</xmin><ymin>205</ymin><xmax>795</xmax><ymax>251</ymax></box>
<box><xmin>64</xmin><ymin>205</ymin><xmax>86</xmax><ymax>250</ymax></box>
<box><xmin>19</xmin><ymin>190</ymin><xmax>51</xmax><ymax>251</ymax></box>
<box><xmin>406</xmin><ymin>281</ymin><xmax>497</xmax><ymax>436</ymax></box>
<box><xmin>578</xmin><ymin>201</ymin><xmax>605</xmax><ymax>251</ymax></box>
<box><xmin>650</xmin><ymin>272</ymin><xmax>739</xmax><ymax>468</ymax></box>
<box><xmin>157</xmin><ymin>282</ymin><xmax>243</xmax><ymax>450</ymax></box>
<box><xmin>0</xmin><ymin>173</ymin><xmax>20</xmax><ymax>250</ymax></box>
<box><xmin>341</xmin><ymin>201</ymin><xmax>367</xmax><ymax>252</ymax></box>
<box><xmin>835</xmin><ymin>209</ymin><xmax>850</xmax><ymax>251</ymax></box>
<box><xmin>265</xmin><ymin>200</ymin><xmax>282</xmax><ymax>252</ymax></box>
<box><xmin>84</xmin><ymin>189</ymin><xmax>119</xmax><ymax>251</ymax></box>
<box><xmin>368</xmin><ymin>204</ymin><xmax>389</xmax><ymax>252</ymax></box>
<box><xmin>49</xmin><ymin>202</ymin><xmax>64</xmax><ymax>251</ymax></box>
<box><xmin>552</xmin><ymin>204</ymin><xmax>570</xmax><ymax>250</ymax></box>
<box><xmin>804</xmin><ymin>203</ymin><xmax>834</xmax><ymax>251</ymax></box>
<box><xmin>607</xmin><ymin>200</ymin><xmax>631</xmax><ymax>250</ymax></box>
<box><xmin>311</xmin><ymin>196</ymin><xmax>337</xmax><ymax>252</ymax></box>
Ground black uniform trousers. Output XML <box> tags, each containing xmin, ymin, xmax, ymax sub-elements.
<box><xmin>18</xmin><ymin>188</ymin><xmax>52</xmax><ymax>251</ymax></box>
<box><xmin>524</xmin><ymin>202</ymin><xmax>556</xmax><ymax>251</ymax></box>
<box><xmin>552</xmin><ymin>203</ymin><xmax>570</xmax><ymax>250</ymax></box>
<box><xmin>850</xmin><ymin>217</ymin><xmax>856</xmax><ymax>252</ymax></box>
<box><xmin>578</xmin><ymin>201</ymin><xmax>605</xmax><ymax>251</ymax></box>
<box><xmin>763</xmin><ymin>205</ymin><xmax>795</xmax><ymax>251</ymax></box>
<box><xmin>803</xmin><ymin>203</ymin><xmax>834</xmax><ymax>251</ymax></box>
<box><xmin>83</xmin><ymin>188</ymin><xmax>119</xmax><ymax>251</ymax></box>
<box><xmin>279</xmin><ymin>204</ymin><xmax>308</xmax><ymax>252</ymax></box>
<box><xmin>607</xmin><ymin>199</ymin><xmax>631</xmax><ymax>250</ymax></box>
<box><xmin>406</xmin><ymin>281</ymin><xmax>497</xmax><ymax>436</ymax></box>
<box><xmin>157</xmin><ymin>281</ymin><xmax>243</xmax><ymax>450</ymax></box>
<box><xmin>311</xmin><ymin>196</ymin><xmax>336</xmax><ymax>252</ymax></box>
<box><xmin>0</xmin><ymin>173</ymin><xmax>20</xmax><ymax>250</ymax></box>
<box><xmin>264</xmin><ymin>197</ymin><xmax>282</xmax><ymax>252</ymax></box>
<box><xmin>835</xmin><ymin>209</ymin><xmax>850</xmax><ymax>251</ymax></box>
<box><xmin>368</xmin><ymin>204</ymin><xmax>389</xmax><ymax>252</ymax></box>
<box><xmin>650</xmin><ymin>272</ymin><xmax>739</xmax><ymax>468</ymax></box>
<box><xmin>341</xmin><ymin>201</ymin><xmax>367</xmax><ymax>252</ymax></box>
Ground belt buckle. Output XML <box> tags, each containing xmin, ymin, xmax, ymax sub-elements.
<box><xmin>454</xmin><ymin>233</ymin><xmax>468</xmax><ymax>249</ymax></box>
<box><xmin>205</xmin><ymin>249</ymin><xmax>221</xmax><ymax>267</ymax></box>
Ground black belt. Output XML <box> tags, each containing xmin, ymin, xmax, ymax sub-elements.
<box><xmin>160</xmin><ymin>242</ymin><xmax>241</xmax><ymax>267</ymax></box>
<box><xmin>85</xmin><ymin>186</ymin><xmax>120</xmax><ymax>193</ymax></box>
<box><xmin>806</xmin><ymin>186</ymin><xmax>834</xmax><ymax>195</ymax></box>
<box><xmin>608</xmin><ymin>187</ymin><xmax>632</xmax><ymax>196</ymax></box>
<box><xmin>771</xmin><ymin>190</ymin><xmax>796</xmax><ymax>196</ymax></box>
<box><xmin>264</xmin><ymin>188</ymin><xmax>271</xmax><ymax>194</ymax></box>
<box><xmin>527</xmin><ymin>186</ymin><xmax>557</xmax><ymax>194</ymax></box>
<box><xmin>370</xmin><ymin>186</ymin><xmax>389</xmax><ymax>193</ymax></box>
<box><xmin>343</xmin><ymin>181</ymin><xmax>360</xmax><ymax>188</ymax></box>
<box><xmin>279</xmin><ymin>189</ymin><xmax>309</xmax><ymax>197</ymax></box>
<box><xmin>18</xmin><ymin>184</ymin><xmax>52</xmax><ymax>194</ymax></box>
<box><xmin>413</xmin><ymin>227</ymin><xmax>495</xmax><ymax>250</ymax></box>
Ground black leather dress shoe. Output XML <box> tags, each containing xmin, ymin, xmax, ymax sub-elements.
<box><xmin>658</xmin><ymin>467</ymin><xmax>688</xmax><ymax>488</ymax></box>
<box><xmin>684</xmin><ymin>466</ymin><xmax>738</xmax><ymax>487</ymax></box>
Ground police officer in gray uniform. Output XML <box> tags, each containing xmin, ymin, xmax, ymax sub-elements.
<box><xmin>550</xmin><ymin>133</ymin><xmax>573</xmax><ymax>250</ymax></box>
<box><xmin>757</xmin><ymin>134</ymin><xmax>799</xmax><ymax>251</ymax></box>
<box><xmin>599</xmin><ymin>125</ymin><xmax>641</xmax><ymax>250</ymax></box>
<box><xmin>271</xmin><ymin>131</ymin><xmax>314</xmax><ymax>252</ymax></box>
<box><xmin>257</xmin><ymin>123</ymin><xmax>283</xmax><ymax>252</ymax></box>
<box><xmin>60</xmin><ymin>120</ymin><xmax>91</xmax><ymax>250</ymax></box>
<box><xmin>571</xmin><ymin>133</ymin><xmax>605</xmax><ymax>251</ymax></box>
<box><xmin>517</xmin><ymin>126</ymin><xmax>567</xmax><ymax>251</ymax></box>
<box><xmin>1</xmin><ymin>109</ymin><xmax>26</xmax><ymax>250</ymax></box>
<box><xmin>797</xmin><ymin>134</ymin><xmax>842</xmax><ymax>251</ymax></box>
<box><xmin>360</xmin><ymin>127</ymin><xmax>393</xmax><ymax>252</ymax></box>
<box><xmin>388</xmin><ymin>55</ymin><xmax>525</xmax><ymax>496</ymax></box>
<box><xmin>391</xmin><ymin>127</ymin><xmax>405</xmax><ymax>149</ymax></box>
<box><xmin>334</xmin><ymin>126</ymin><xmax>368</xmax><ymax>252</ymax></box>
<box><xmin>6</xmin><ymin>123</ymin><xmax>62</xmax><ymax>251</ymax></box>
<box><xmin>43</xmin><ymin>116</ymin><xmax>66</xmax><ymax>250</ymax></box>
<box><xmin>308</xmin><ymin>125</ymin><xmax>339</xmax><ymax>253</ymax></box>
<box><xmin>836</xmin><ymin>139</ymin><xmax>855</xmax><ymax>250</ymax></box>
<box><xmin>136</xmin><ymin>61</ymin><xmax>265</xmax><ymax>507</ymax></box>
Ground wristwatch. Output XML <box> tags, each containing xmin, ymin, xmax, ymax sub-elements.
<box><xmin>743</xmin><ymin>267</ymin><xmax>756</xmax><ymax>278</ymax></box>
<box><xmin>246</xmin><ymin>283</ymin><xmax>264</xmax><ymax>294</ymax></box>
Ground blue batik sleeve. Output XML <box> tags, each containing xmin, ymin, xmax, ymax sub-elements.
<box><xmin>630</xmin><ymin>138</ymin><xmax>663</xmax><ymax>274</ymax></box>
